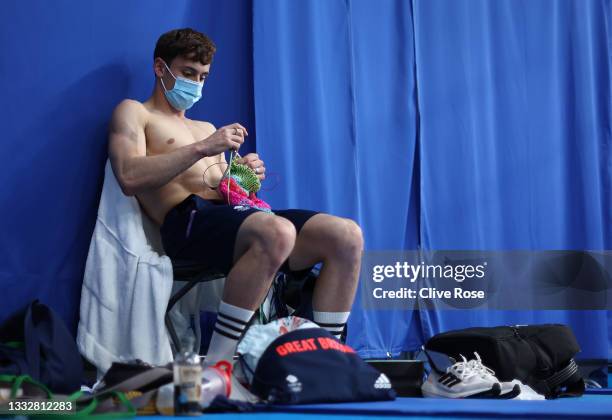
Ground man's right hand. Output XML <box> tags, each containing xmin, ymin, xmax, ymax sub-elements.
<box><xmin>198</xmin><ymin>123</ymin><xmax>248</xmax><ymax>157</ymax></box>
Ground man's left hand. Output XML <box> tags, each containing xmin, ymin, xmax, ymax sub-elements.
<box><xmin>236</xmin><ymin>153</ymin><xmax>266</xmax><ymax>180</ymax></box>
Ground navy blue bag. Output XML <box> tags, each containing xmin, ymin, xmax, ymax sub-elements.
<box><xmin>0</xmin><ymin>300</ymin><xmax>83</xmax><ymax>393</ymax></box>
<box><xmin>242</xmin><ymin>328</ymin><xmax>396</xmax><ymax>404</ymax></box>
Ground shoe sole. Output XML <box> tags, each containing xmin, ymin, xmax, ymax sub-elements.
<box><xmin>498</xmin><ymin>384</ymin><xmax>522</xmax><ymax>399</ymax></box>
<box><xmin>422</xmin><ymin>383</ymin><xmax>501</xmax><ymax>399</ymax></box>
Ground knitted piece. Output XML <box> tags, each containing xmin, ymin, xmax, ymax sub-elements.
<box><xmin>249</xmin><ymin>192</ymin><xmax>272</xmax><ymax>211</ymax></box>
<box><xmin>228</xmin><ymin>159</ymin><xmax>262</xmax><ymax>193</ymax></box>
<box><xmin>218</xmin><ymin>175</ymin><xmax>272</xmax><ymax>212</ymax></box>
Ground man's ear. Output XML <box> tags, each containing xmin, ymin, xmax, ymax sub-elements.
<box><xmin>153</xmin><ymin>58</ymin><xmax>166</xmax><ymax>78</ymax></box>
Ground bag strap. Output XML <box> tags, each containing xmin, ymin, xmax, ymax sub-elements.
<box><xmin>0</xmin><ymin>374</ymin><xmax>53</xmax><ymax>399</ymax></box>
<box><xmin>547</xmin><ymin>358</ymin><xmax>579</xmax><ymax>389</ymax></box>
<box><xmin>43</xmin><ymin>390</ymin><xmax>136</xmax><ymax>419</ymax></box>
<box><xmin>0</xmin><ymin>375</ymin><xmax>135</xmax><ymax>418</ymax></box>
<box><xmin>0</xmin><ymin>375</ymin><xmax>96</xmax><ymax>414</ymax></box>
<box><xmin>73</xmin><ymin>391</ymin><xmax>136</xmax><ymax>419</ymax></box>
<box><xmin>40</xmin><ymin>390</ymin><xmax>136</xmax><ymax>419</ymax></box>
<box><xmin>67</xmin><ymin>390</ymin><xmax>100</xmax><ymax>417</ymax></box>
<box><xmin>536</xmin><ymin>359</ymin><xmax>585</xmax><ymax>399</ymax></box>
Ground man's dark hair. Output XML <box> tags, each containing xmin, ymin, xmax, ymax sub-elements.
<box><xmin>154</xmin><ymin>28</ymin><xmax>216</xmax><ymax>66</ymax></box>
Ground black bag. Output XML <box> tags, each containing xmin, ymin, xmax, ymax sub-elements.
<box><xmin>0</xmin><ymin>300</ymin><xmax>83</xmax><ymax>393</ymax></box>
<box><xmin>425</xmin><ymin>324</ymin><xmax>584</xmax><ymax>399</ymax></box>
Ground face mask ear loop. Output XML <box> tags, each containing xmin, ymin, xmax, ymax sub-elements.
<box><xmin>159</xmin><ymin>61</ymin><xmax>176</xmax><ymax>93</ymax></box>
<box><xmin>159</xmin><ymin>76</ymin><xmax>169</xmax><ymax>93</ymax></box>
<box><xmin>162</xmin><ymin>60</ymin><xmax>177</xmax><ymax>80</ymax></box>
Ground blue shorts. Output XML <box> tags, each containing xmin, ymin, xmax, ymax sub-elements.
<box><xmin>160</xmin><ymin>194</ymin><xmax>320</xmax><ymax>276</ymax></box>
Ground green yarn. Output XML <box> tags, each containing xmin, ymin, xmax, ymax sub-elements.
<box><xmin>229</xmin><ymin>156</ymin><xmax>261</xmax><ymax>193</ymax></box>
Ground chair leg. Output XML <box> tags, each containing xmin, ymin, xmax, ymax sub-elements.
<box><xmin>166</xmin><ymin>276</ymin><xmax>215</xmax><ymax>357</ymax></box>
<box><xmin>167</xmin><ymin>279</ymin><xmax>202</xmax><ymax>313</ymax></box>
<box><xmin>165</xmin><ymin>312</ymin><xmax>181</xmax><ymax>356</ymax></box>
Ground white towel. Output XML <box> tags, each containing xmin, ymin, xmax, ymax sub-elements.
<box><xmin>77</xmin><ymin>160</ymin><xmax>224</xmax><ymax>377</ymax></box>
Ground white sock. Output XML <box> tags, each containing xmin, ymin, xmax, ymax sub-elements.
<box><xmin>313</xmin><ymin>310</ymin><xmax>350</xmax><ymax>339</ymax></box>
<box><xmin>205</xmin><ymin>301</ymin><xmax>254</xmax><ymax>366</ymax></box>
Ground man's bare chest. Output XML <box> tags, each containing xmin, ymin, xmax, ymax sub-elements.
<box><xmin>144</xmin><ymin>117</ymin><xmax>201</xmax><ymax>156</ymax></box>
<box><xmin>142</xmin><ymin>115</ymin><xmax>224</xmax><ymax>184</ymax></box>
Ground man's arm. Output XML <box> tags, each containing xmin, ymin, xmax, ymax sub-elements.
<box><xmin>108</xmin><ymin>100</ymin><xmax>246</xmax><ymax>196</ymax></box>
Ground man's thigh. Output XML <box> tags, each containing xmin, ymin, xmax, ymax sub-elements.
<box><xmin>160</xmin><ymin>195</ymin><xmax>263</xmax><ymax>273</ymax></box>
<box><xmin>233</xmin><ymin>209</ymin><xmax>320</xmax><ymax>272</ymax></box>
<box><xmin>284</xmin><ymin>213</ymin><xmax>354</xmax><ymax>271</ymax></box>
<box><xmin>231</xmin><ymin>211</ymin><xmax>279</xmax><ymax>263</ymax></box>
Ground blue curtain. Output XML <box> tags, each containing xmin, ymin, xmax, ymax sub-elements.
<box><xmin>415</xmin><ymin>0</ymin><xmax>611</xmax><ymax>361</ymax></box>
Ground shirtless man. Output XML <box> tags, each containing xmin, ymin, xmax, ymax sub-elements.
<box><xmin>108</xmin><ymin>28</ymin><xmax>362</xmax><ymax>365</ymax></box>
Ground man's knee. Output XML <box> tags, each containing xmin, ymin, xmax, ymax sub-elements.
<box><xmin>328</xmin><ymin>218</ymin><xmax>364</xmax><ymax>261</ymax></box>
<box><xmin>254</xmin><ymin>216</ymin><xmax>297</xmax><ymax>267</ymax></box>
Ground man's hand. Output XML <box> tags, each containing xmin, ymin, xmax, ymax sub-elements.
<box><xmin>197</xmin><ymin>123</ymin><xmax>248</xmax><ymax>157</ymax></box>
<box><xmin>236</xmin><ymin>153</ymin><xmax>266</xmax><ymax>180</ymax></box>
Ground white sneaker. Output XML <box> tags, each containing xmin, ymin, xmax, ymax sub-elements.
<box><xmin>468</xmin><ymin>353</ymin><xmax>521</xmax><ymax>399</ymax></box>
<box><xmin>422</xmin><ymin>355</ymin><xmax>500</xmax><ymax>398</ymax></box>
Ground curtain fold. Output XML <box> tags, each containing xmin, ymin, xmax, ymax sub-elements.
<box><xmin>253</xmin><ymin>0</ymin><xmax>420</xmax><ymax>358</ymax></box>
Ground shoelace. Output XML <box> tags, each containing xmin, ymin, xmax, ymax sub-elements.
<box><xmin>467</xmin><ymin>352</ymin><xmax>498</xmax><ymax>381</ymax></box>
<box><xmin>446</xmin><ymin>355</ymin><xmax>479</xmax><ymax>381</ymax></box>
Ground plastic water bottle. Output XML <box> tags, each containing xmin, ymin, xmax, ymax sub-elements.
<box><xmin>200</xmin><ymin>360</ymin><xmax>233</xmax><ymax>409</ymax></box>
<box><xmin>155</xmin><ymin>382</ymin><xmax>174</xmax><ymax>416</ymax></box>
<box><xmin>173</xmin><ymin>338</ymin><xmax>202</xmax><ymax>416</ymax></box>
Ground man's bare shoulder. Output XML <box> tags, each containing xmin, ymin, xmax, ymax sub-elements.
<box><xmin>112</xmin><ymin>99</ymin><xmax>149</xmax><ymax>119</ymax></box>
<box><xmin>191</xmin><ymin>119</ymin><xmax>216</xmax><ymax>134</ymax></box>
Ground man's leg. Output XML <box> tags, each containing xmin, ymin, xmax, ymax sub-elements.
<box><xmin>285</xmin><ymin>214</ymin><xmax>363</xmax><ymax>338</ymax></box>
<box><xmin>205</xmin><ymin>212</ymin><xmax>297</xmax><ymax>365</ymax></box>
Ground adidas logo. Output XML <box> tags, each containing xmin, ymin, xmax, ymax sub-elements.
<box><xmin>286</xmin><ymin>374</ymin><xmax>303</xmax><ymax>393</ymax></box>
<box><xmin>438</xmin><ymin>372</ymin><xmax>461</xmax><ymax>388</ymax></box>
<box><xmin>374</xmin><ymin>373</ymin><xmax>392</xmax><ymax>389</ymax></box>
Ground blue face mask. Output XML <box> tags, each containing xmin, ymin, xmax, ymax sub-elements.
<box><xmin>160</xmin><ymin>61</ymin><xmax>203</xmax><ymax>111</ymax></box>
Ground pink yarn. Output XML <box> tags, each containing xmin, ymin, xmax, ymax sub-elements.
<box><xmin>249</xmin><ymin>192</ymin><xmax>272</xmax><ymax>211</ymax></box>
<box><xmin>218</xmin><ymin>176</ymin><xmax>272</xmax><ymax>212</ymax></box>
